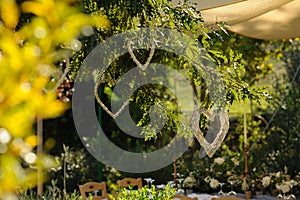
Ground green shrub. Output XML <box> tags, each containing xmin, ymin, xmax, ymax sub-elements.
<box><xmin>110</xmin><ymin>184</ymin><xmax>175</xmax><ymax>200</ymax></box>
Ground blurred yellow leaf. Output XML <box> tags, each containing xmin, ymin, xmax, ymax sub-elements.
<box><xmin>25</xmin><ymin>135</ymin><xmax>38</xmax><ymax>148</ymax></box>
<box><xmin>0</xmin><ymin>154</ymin><xmax>20</xmax><ymax>192</ymax></box>
<box><xmin>0</xmin><ymin>0</ymin><xmax>110</xmax><ymax>196</ymax></box>
<box><xmin>21</xmin><ymin>1</ymin><xmax>45</xmax><ymax>16</ymax></box>
<box><xmin>22</xmin><ymin>0</ymin><xmax>63</xmax><ymax>27</ymax></box>
<box><xmin>0</xmin><ymin>36</ymin><xmax>24</xmax><ymax>71</ymax></box>
<box><xmin>0</xmin><ymin>0</ymin><xmax>20</xmax><ymax>30</ymax></box>
<box><xmin>0</xmin><ymin>108</ymin><xmax>34</xmax><ymax>138</ymax></box>
<box><xmin>92</xmin><ymin>14</ymin><xmax>110</xmax><ymax>29</ymax></box>
<box><xmin>19</xmin><ymin>170</ymin><xmax>39</xmax><ymax>190</ymax></box>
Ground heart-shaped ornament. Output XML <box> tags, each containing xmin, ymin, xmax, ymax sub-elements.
<box><xmin>94</xmin><ymin>78</ymin><xmax>130</xmax><ymax>119</ymax></box>
<box><xmin>95</xmin><ymin>38</ymin><xmax>155</xmax><ymax>119</ymax></box>
<box><xmin>127</xmin><ymin>39</ymin><xmax>155</xmax><ymax>71</ymax></box>
<box><xmin>191</xmin><ymin>108</ymin><xmax>229</xmax><ymax>158</ymax></box>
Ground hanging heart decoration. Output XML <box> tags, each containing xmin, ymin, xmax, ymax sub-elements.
<box><xmin>94</xmin><ymin>77</ymin><xmax>130</xmax><ymax>119</ymax></box>
<box><xmin>127</xmin><ymin>39</ymin><xmax>155</xmax><ymax>71</ymax></box>
<box><xmin>94</xmin><ymin>40</ymin><xmax>155</xmax><ymax>118</ymax></box>
<box><xmin>191</xmin><ymin>107</ymin><xmax>229</xmax><ymax>158</ymax></box>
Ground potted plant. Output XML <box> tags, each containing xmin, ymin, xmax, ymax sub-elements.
<box><xmin>241</xmin><ymin>177</ymin><xmax>251</xmax><ymax>200</ymax></box>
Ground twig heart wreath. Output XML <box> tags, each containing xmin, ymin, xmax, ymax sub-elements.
<box><xmin>127</xmin><ymin>38</ymin><xmax>155</xmax><ymax>71</ymax></box>
<box><xmin>94</xmin><ymin>39</ymin><xmax>155</xmax><ymax>119</ymax></box>
<box><xmin>94</xmin><ymin>39</ymin><xmax>229</xmax><ymax>157</ymax></box>
<box><xmin>94</xmin><ymin>78</ymin><xmax>130</xmax><ymax>119</ymax></box>
<box><xmin>191</xmin><ymin>108</ymin><xmax>229</xmax><ymax>157</ymax></box>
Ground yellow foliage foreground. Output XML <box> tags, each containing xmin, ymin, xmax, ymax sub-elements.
<box><xmin>0</xmin><ymin>0</ymin><xmax>109</xmax><ymax>198</ymax></box>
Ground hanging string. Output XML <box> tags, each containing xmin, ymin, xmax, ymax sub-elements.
<box><xmin>248</xmin><ymin>62</ymin><xmax>300</xmax><ymax>154</ymax></box>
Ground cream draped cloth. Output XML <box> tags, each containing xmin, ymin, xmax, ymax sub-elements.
<box><xmin>171</xmin><ymin>0</ymin><xmax>300</xmax><ymax>40</ymax></box>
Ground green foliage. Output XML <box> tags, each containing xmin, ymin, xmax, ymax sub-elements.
<box><xmin>46</xmin><ymin>145</ymin><xmax>105</xmax><ymax>193</ymax></box>
<box><xmin>69</xmin><ymin>0</ymin><xmax>219</xmax><ymax>150</ymax></box>
<box><xmin>111</xmin><ymin>184</ymin><xmax>175</xmax><ymax>200</ymax></box>
<box><xmin>199</xmin><ymin>32</ymin><xmax>281</xmax><ymax>105</ymax></box>
<box><xmin>207</xmin><ymin>32</ymin><xmax>285</xmax><ymax>85</ymax></box>
<box><xmin>18</xmin><ymin>183</ymin><xmax>175</xmax><ymax>200</ymax></box>
<box><xmin>67</xmin><ymin>3</ymin><xmax>279</xmax><ymax>188</ymax></box>
<box><xmin>1</xmin><ymin>0</ymin><xmax>291</xmax><ymax>198</ymax></box>
<box><xmin>17</xmin><ymin>179</ymin><xmax>82</xmax><ymax>200</ymax></box>
<box><xmin>67</xmin><ymin>2</ymin><xmax>277</xmax><ymax>149</ymax></box>
<box><xmin>214</xmin><ymin>38</ymin><xmax>300</xmax><ymax>195</ymax></box>
<box><xmin>252</xmin><ymin>38</ymin><xmax>300</xmax><ymax>176</ymax></box>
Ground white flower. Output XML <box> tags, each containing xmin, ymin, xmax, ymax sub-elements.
<box><xmin>262</xmin><ymin>176</ymin><xmax>271</xmax><ymax>187</ymax></box>
<box><xmin>241</xmin><ymin>178</ymin><xmax>249</xmax><ymax>191</ymax></box>
<box><xmin>210</xmin><ymin>178</ymin><xmax>220</xmax><ymax>189</ymax></box>
<box><xmin>290</xmin><ymin>180</ymin><xmax>298</xmax><ymax>186</ymax></box>
<box><xmin>281</xmin><ymin>183</ymin><xmax>290</xmax><ymax>193</ymax></box>
<box><xmin>214</xmin><ymin>157</ymin><xmax>225</xmax><ymax>165</ymax></box>
<box><xmin>231</xmin><ymin>157</ymin><xmax>239</xmax><ymax>166</ymax></box>
<box><xmin>0</xmin><ymin>128</ymin><xmax>11</xmax><ymax>144</ymax></box>
<box><xmin>183</xmin><ymin>176</ymin><xmax>196</xmax><ymax>188</ymax></box>
<box><xmin>276</xmin><ymin>172</ymin><xmax>281</xmax><ymax>178</ymax></box>
<box><xmin>204</xmin><ymin>176</ymin><xmax>211</xmax><ymax>183</ymax></box>
<box><xmin>226</xmin><ymin>171</ymin><xmax>232</xmax><ymax>176</ymax></box>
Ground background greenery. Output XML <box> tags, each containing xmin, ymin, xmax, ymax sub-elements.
<box><xmin>1</xmin><ymin>0</ymin><xmax>300</xmax><ymax>199</ymax></box>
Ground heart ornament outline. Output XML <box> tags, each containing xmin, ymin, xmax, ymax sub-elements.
<box><xmin>127</xmin><ymin>39</ymin><xmax>155</xmax><ymax>71</ymax></box>
<box><xmin>191</xmin><ymin>107</ymin><xmax>229</xmax><ymax>158</ymax></box>
<box><xmin>94</xmin><ymin>77</ymin><xmax>131</xmax><ymax>119</ymax></box>
<box><xmin>95</xmin><ymin>40</ymin><xmax>156</xmax><ymax>119</ymax></box>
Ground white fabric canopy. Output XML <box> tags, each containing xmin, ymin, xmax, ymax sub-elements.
<box><xmin>172</xmin><ymin>0</ymin><xmax>300</xmax><ymax>40</ymax></box>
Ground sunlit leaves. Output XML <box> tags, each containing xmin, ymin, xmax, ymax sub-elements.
<box><xmin>0</xmin><ymin>0</ymin><xmax>109</xmax><ymax>196</ymax></box>
<box><xmin>0</xmin><ymin>0</ymin><xmax>20</xmax><ymax>29</ymax></box>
